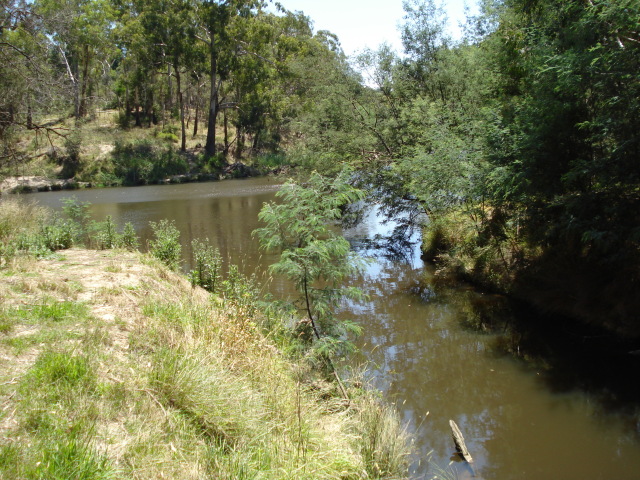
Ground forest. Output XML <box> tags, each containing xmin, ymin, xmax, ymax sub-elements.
<box><xmin>1</xmin><ymin>0</ymin><xmax>639</xmax><ymax>338</ymax></box>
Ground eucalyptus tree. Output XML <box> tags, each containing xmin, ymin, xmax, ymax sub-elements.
<box><xmin>111</xmin><ymin>0</ymin><xmax>160</xmax><ymax>127</ymax></box>
<box><xmin>192</xmin><ymin>0</ymin><xmax>265</xmax><ymax>157</ymax></box>
<box><xmin>35</xmin><ymin>0</ymin><xmax>116</xmax><ymax>118</ymax></box>
<box><xmin>0</xmin><ymin>0</ymin><xmax>70</xmax><ymax>174</ymax></box>
<box><xmin>134</xmin><ymin>0</ymin><xmax>202</xmax><ymax>151</ymax></box>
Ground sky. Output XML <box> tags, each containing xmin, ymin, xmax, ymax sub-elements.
<box><xmin>274</xmin><ymin>0</ymin><xmax>478</xmax><ymax>57</ymax></box>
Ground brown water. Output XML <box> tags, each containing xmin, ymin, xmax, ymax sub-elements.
<box><xmin>30</xmin><ymin>178</ymin><xmax>640</xmax><ymax>480</ymax></box>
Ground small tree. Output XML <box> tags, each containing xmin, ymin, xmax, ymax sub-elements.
<box><xmin>254</xmin><ymin>170</ymin><xmax>366</xmax><ymax>359</ymax></box>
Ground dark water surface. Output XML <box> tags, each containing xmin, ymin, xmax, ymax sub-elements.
<box><xmin>30</xmin><ymin>178</ymin><xmax>640</xmax><ymax>480</ymax></box>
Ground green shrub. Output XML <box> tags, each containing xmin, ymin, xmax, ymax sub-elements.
<box><xmin>62</xmin><ymin>131</ymin><xmax>82</xmax><ymax>178</ymax></box>
<box><xmin>197</xmin><ymin>152</ymin><xmax>226</xmax><ymax>174</ymax></box>
<box><xmin>41</xmin><ymin>218</ymin><xmax>75</xmax><ymax>251</ymax></box>
<box><xmin>149</xmin><ymin>219</ymin><xmax>182</xmax><ymax>270</ymax></box>
<box><xmin>189</xmin><ymin>238</ymin><xmax>222</xmax><ymax>293</ymax></box>
<box><xmin>61</xmin><ymin>195</ymin><xmax>91</xmax><ymax>245</ymax></box>
<box><xmin>111</xmin><ymin>139</ymin><xmax>154</xmax><ymax>185</ymax></box>
<box><xmin>120</xmin><ymin>222</ymin><xmax>139</xmax><ymax>251</ymax></box>
<box><xmin>91</xmin><ymin>216</ymin><xmax>120</xmax><ymax>250</ymax></box>
<box><xmin>116</xmin><ymin>111</ymin><xmax>131</xmax><ymax>129</ymax></box>
<box><xmin>156</xmin><ymin>132</ymin><xmax>179</xmax><ymax>143</ymax></box>
<box><xmin>111</xmin><ymin>140</ymin><xmax>188</xmax><ymax>185</ymax></box>
<box><xmin>253</xmin><ymin>153</ymin><xmax>288</xmax><ymax>172</ymax></box>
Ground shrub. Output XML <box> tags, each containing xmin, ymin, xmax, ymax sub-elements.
<box><xmin>156</xmin><ymin>132</ymin><xmax>179</xmax><ymax>143</ymax></box>
<box><xmin>149</xmin><ymin>219</ymin><xmax>181</xmax><ymax>270</ymax></box>
<box><xmin>189</xmin><ymin>238</ymin><xmax>222</xmax><ymax>293</ymax></box>
<box><xmin>197</xmin><ymin>152</ymin><xmax>226</xmax><ymax>174</ymax></box>
<box><xmin>62</xmin><ymin>131</ymin><xmax>82</xmax><ymax>178</ymax></box>
<box><xmin>120</xmin><ymin>222</ymin><xmax>139</xmax><ymax>251</ymax></box>
<box><xmin>61</xmin><ymin>195</ymin><xmax>92</xmax><ymax>245</ymax></box>
<box><xmin>253</xmin><ymin>153</ymin><xmax>288</xmax><ymax>172</ymax></box>
<box><xmin>111</xmin><ymin>139</ymin><xmax>154</xmax><ymax>185</ymax></box>
<box><xmin>111</xmin><ymin>140</ymin><xmax>188</xmax><ymax>185</ymax></box>
<box><xmin>91</xmin><ymin>215</ymin><xmax>120</xmax><ymax>250</ymax></box>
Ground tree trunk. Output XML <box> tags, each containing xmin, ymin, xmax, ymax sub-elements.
<box><xmin>235</xmin><ymin>126</ymin><xmax>244</xmax><ymax>159</ymax></box>
<box><xmin>252</xmin><ymin>128</ymin><xmax>260</xmax><ymax>151</ymax></box>
<box><xmin>175</xmin><ymin>65</ymin><xmax>186</xmax><ymax>152</ymax></box>
<box><xmin>223</xmin><ymin>108</ymin><xmax>229</xmax><ymax>156</ymax></box>
<box><xmin>26</xmin><ymin>100</ymin><xmax>32</xmax><ymax>130</ymax></box>
<box><xmin>205</xmin><ymin>36</ymin><xmax>218</xmax><ymax>156</ymax></box>
<box><xmin>79</xmin><ymin>44</ymin><xmax>91</xmax><ymax>117</ymax></box>
<box><xmin>193</xmin><ymin>93</ymin><xmax>199</xmax><ymax>137</ymax></box>
<box><xmin>134</xmin><ymin>87</ymin><xmax>141</xmax><ymax>127</ymax></box>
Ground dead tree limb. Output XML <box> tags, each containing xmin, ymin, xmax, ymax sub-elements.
<box><xmin>449</xmin><ymin>419</ymin><xmax>474</xmax><ymax>463</ymax></box>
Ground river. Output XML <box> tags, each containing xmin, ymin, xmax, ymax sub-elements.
<box><xmin>28</xmin><ymin>177</ymin><xmax>640</xmax><ymax>480</ymax></box>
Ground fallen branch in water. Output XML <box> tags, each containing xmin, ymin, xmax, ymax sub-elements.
<box><xmin>450</xmin><ymin>419</ymin><xmax>474</xmax><ymax>463</ymax></box>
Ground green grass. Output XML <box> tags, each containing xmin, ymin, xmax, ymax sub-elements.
<box><xmin>0</xmin><ymin>299</ymin><xmax>90</xmax><ymax>325</ymax></box>
<box><xmin>0</xmin><ymin>349</ymin><xmax>115</xmax><ymax>480</ymax></box>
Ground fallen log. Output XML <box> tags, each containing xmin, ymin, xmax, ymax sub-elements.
<box><xmin>449</xmin><ymin>419</ymin><xmax>474</xmax><ymax>463</ymax></box>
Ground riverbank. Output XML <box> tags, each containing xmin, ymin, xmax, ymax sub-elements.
<box><xmin>0</xmin><ymin>245</ymin><xmax>409</xmax><ymax>478</ymax></box>
<box><xmin>0</xmin><ymin>110</ymin><xmax>292</xmax><ymax>196</ymax></box>
<box><xmin>422</xmin><ymin>210</ymin><xmax>640</xmax><ymax>340</ymax></box>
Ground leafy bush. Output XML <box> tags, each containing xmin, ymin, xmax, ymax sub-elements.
<box><xmin>61</xmin><ymin>195</ymin><xmax>91</xmax><ymax>245</ymax></box>
<box><xmin>149</xmin><ymin>219</ymin><xmax>182</xmax><ymax>270</ymax></box>
<box><xmin>120</xmin><ymin>222</ymin><xmax>139</xmax><ymax>251</ymax></box>
<box><xmin>189</xmin><ymin>238</ymin><xmax>222</xmax><ymax>293</ymax></box>
<box><xmin>253</xmin><ymin>153</ymin><xmax>288</xmax><ymax>172</ymax></box>
<box><xmin>111</xmin><ymin>139</ymin><xmax>154</xmax><ymax>185</ymax></box>
<box><xmin>197</xmin><ymin>152</ymin><xmax>226</xmax><ymax>174</ymax></box>
<box><xmin>156</xmin><ymin>132</ymin><xmax>179</xmax><ymax>143</ymax></box>
<box><xmin>39</xmin><ymin>218</ymin><xmax>75</xmax><ymax>251</ymax></box>
<box><xmin>62</xmin><ymin>131</ymin><xmax>82</xmax><ymax>178</ymax></box>
<box><xmin>91</xmin><ymin>215</ymin><xmax>120</xmax><ymax>250</ymax></box>
<box><xmin>111</xmin><ymin>140</ymin><xmax>188</xmax><ymax>185</ymax></box>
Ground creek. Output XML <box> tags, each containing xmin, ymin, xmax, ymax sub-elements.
<box><xmin>31</xmin><ymin>177</ymin><xmax>640</xmax><ymax>480</ymax></box>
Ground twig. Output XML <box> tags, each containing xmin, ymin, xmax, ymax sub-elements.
<box><xmin>136</xmin><ymin>388</ymin><xmax>168</xmax><ymax>417</ymax></box>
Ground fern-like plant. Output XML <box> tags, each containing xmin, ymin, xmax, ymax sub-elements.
<box><xmin>254</xmin><ymin>169</ymin><xmax>367</xmax><ymax>359</ymax></box>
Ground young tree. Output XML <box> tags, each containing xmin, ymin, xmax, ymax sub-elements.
<box><xmin>254</xmin><ymin>170</ymin><xmax>366</xmax><ymax>359</ymax></box>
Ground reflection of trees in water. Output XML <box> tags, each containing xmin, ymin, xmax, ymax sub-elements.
<box><xmin>415</xmin><ymin>268</ymin><xmax>640</xmax><ymax>433</ymax></box>
<box><xmin>497</xmin><ymin>307</ymin><xmax>640</xmax><ymax>426</ymax></box>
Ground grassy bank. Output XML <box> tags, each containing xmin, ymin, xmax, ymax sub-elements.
<box><xmin>0</xmin><ymin>199</ymin><xmax>410</xmax><ymax>479</ymax></box>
